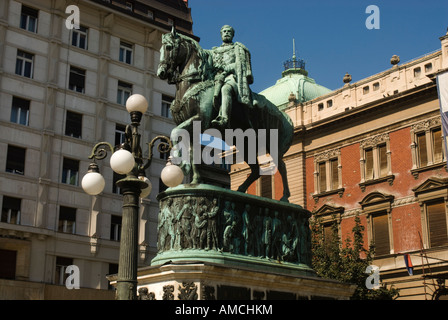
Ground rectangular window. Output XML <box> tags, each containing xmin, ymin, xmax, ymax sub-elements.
<box><xmin>108</xmin><ymin>263</ymin><xmax>118</xmax><ymax>290</ymax></box>
<box><xmin>71</xmin><ymin>25</ymin><xmax>88</xmax><ymax>50</ymax></box>
<box><xmin>260</xmin><ymin>174</ymin><xmax>272</xmax><ymax>199</ymax></box>
<box><xmin>414</xmin><ymin>127</ymin><xmax>444</xmax><ymax>169</ymax></box>
<box><xmin>115</xmin><ymin>124</ymin><xmax>126</xmax><ymax>146</ymax></box>
<box><xmin>162</xmin><ymin>95</ymin><xmax>173</xmax><ymax>118</ymax></box>
<box><xmin>378</xmin><ymin>144</ymin><xmax>388</xmax><ymax>178</ymax></box>
<box><xmin>68</xmin><ymin>66</ymin><xmax>86</xmax><ymax>93</ymax></box>
<box><xmin>363</xmin><ymin>144</ymin><xmax>388</xmax><ymax>181</ymax></box>
<box><xmin>20</xmin><ymin>5</ymin><xmax>38</xmax><ymax>33</ymax></box>
<box><xmin>373</xmin><ymin>82</ymin><xmax>380</xmax><ymax>91</ymax></box>
<box><xmin>119</xmin><ymin>41</ymin><xmax>133</xmax><ymax>64</ymax></box>
<box><xmin>110</xmin><ymin>215</ymin><xmax>122</xmax><ymax>241</ymax></box>
<box><xmin>363</xmin><ymin>86</ymin><xmax>370</xmax><ymax>95</ymax></box>
<box><xmin>0</xmin><ymin>249</ymin><xmax>17</xmax><ymax>280</ymax></box>
<box><xmin>432</xmin><ymin>128</ymin><xmax>443</xmax><ymax>164</ymax></box>
<box><xmin>1</xmin><ymin>196</ymin><xmax>21</xmax><ymax>225</ymax></box>
<box><xmin>62</xmin><ymin>158</ymin><xmax>79</xmax><ymax>186</ymax></box>
<box><xmin>426</xmin><ymin>201</ymin><xmax>448</xmax><ymax>248</ymax></box>
<box><xmin>425</xmin><ymin>63</ymin><xmax>433</xmax><ymax>73</ymax></box>
<box><xmin>112</xmin><ymin>172</ymin><xmax>125</xmax><ymax>194</ymax></box>
<box><xmin>372</xmin><ymin>212</ymin><xmax>390</xmax><ymax>256</ymax></box>
<box><xmin>414</xmin><ymin>67</ymin><xmax>421</xmax><ymax>78</ymax></box>
<box><xmin>6</xmin><ymin>145</ymin><xmax>26</xmax><ymax>175</ymax></box>
<box><xmin>365</xmin><ymin>148</ymin><xmax>374</xmax><ymax>180</ymax></box>
<box><xmin>65</xmin><ymin>111</ymin><xmax>82</xmax><ymax>138</ymax></box>
<box><xmin>58</xmin><ymin>206</ymin><xmax>76</xmax><ymax>234</ymax></box>
<box><xmin>11</xmin><ymin>97</ymin><xmax>30</xmax><ymax>126</ymax></box>
<box><xmin>330</xmin><ymin>159</ymin><xmax>339</xmax><ymax>191</ymax></box>
<box><xmin>318</xmin><ymin>162</ymin><xmax>326</xmax><ymax>193</ymax></box>
<box><xmin>318</xmin><ymin>103</ymin><xmax>324</xmax><ymax>111</ymax></box>
<box><xmin>323</xmin><ymin>223</ymin><xmax>337</xmax><ymax>254</ymax></box>
<box><xmin>55</xmin><ymin>257</ymin><xmax>73</xmax><ymax>285</ymax></box>
<box><xmin>15</xmin><ymin>50</ymin><xmax>34</xmax><ymax>78</ymax></box>
<box><xmin>327</xmin><ymin>100</ymin><xmax>333</xmax><ymax>108</ymax></box>
<box><xmin>117</xmin><ymin>81</ymin><xmax>132</xmax><ymax>105</ymax></box>
<box><xmin>6</xmin><ymin>148</ymin><xmax>24</xmax><ymax>177</ymax></box>
<box><xmin>417</xmin><ymin>132</ymin><xmax>428</xmax><ymax>167</ymax></box>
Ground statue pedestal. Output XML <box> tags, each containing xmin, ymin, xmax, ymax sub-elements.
<box><xmin>136</xmin><ymin>261</ymin><xmax>356</xmax><ymax>300</ymax></box>
<box><xmin>133</xmin><ymin>184</ymin><xmax>355</xmax><ymax>300</ymax></box>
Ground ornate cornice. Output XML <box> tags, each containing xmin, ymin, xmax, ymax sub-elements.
<box><xmin>410</xmin><ymin>116</ymin><xmax>441</xmax><ymax>132</ymax></box>
<box><xmin>314</xmin><ymin>148</ymin><xmax>340</xmax><ymax>162</ymax></box>
<box><xmin>360</xmin><ymin>133</ymin><xmax>389</xmax><ymax>148</ymax></box>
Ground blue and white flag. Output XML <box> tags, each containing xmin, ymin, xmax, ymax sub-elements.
<box><xmin>437</xmin><ymin>71</ymin><xmax>448</xmax><ymax>167</ymax></box>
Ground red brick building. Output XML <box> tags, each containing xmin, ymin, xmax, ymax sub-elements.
<box><xmin>231</xmin><ymin>30</ymin><xmax>448</xmax><ymax>299</ymax></box>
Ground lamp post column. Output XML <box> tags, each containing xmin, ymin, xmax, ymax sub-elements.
<box><xmin>115</xmin><ymin>177</ymin><xmax>145</xmax><ymax>300</ymax></box>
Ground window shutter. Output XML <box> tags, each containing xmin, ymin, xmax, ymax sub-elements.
<box><xmin>432</xmin><ymin>129</ymin><xmax>443</xmax><ymax>163</ymax></box>
<box><xmin>365</xmin><ymin>148</ymin><xmax>374</xmax><ymax>180</ymax></box>
<box><xmin>260</xmin><ymin>174</ymin><xmax>272</xmax><ymax>199</ymax></box>
<box><xmin>373</xmin><ymin>213</ymin><xmax>390</xmax><ymax>256</ymax></box>
<box><xmin>318</xmin><ymin>162</ymin><xmax>326</xmax><ymax>193</ymax></box>
<box><xmin>331</xmin><ymin>159</ymin><xmax>338</xmax><ymax>190</ymax></box>
<box><xmin>417</xmin><ymin>133</ymin><xmax>428</xmax><ymax>167</ymax></box>
<box><xmin>379</xmin><ymin>144</ymin><xmax>388</xmax><ymax>177</ymax></box>
<box><xmin>427</xmin><ymin>201</ymin><xmax>448</xmax><ymax>247</ymax></box>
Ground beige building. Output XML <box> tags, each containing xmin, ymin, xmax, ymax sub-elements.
<box><xmin>0</xmin><ymin>0</ymin><xmax>194</xmax><ymax>299</ymax></box>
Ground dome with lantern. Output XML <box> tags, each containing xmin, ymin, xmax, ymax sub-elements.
<box><xmin>259</xmin><ymin>40</ymin><xmax>332</xmax><ymax>109</ymax></box>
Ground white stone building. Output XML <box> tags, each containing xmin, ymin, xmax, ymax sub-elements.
<box><xmin>0</xmin><ymin>0</ymin><xmax>194</xmax><ymax>299</ymax></box>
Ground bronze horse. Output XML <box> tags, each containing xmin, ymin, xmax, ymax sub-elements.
<box><xmin>157</xmin><ymin>29</ymin><xmax>293</xmax><ymax>202</ymax></box>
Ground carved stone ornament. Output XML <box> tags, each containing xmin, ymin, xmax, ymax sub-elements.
<box><xmin>178</xmin><ymin>282</ymin><xmax>198</xmax><ymax>300</ymax></box>
<box><xmin>162</xmin><ymin>285</ymin><xmax>174</xmax><ymax>300</ymax></box>
<box><xmin>411</xmin><ymin>116</ymin><xmax>441</xmax><ymax>132</ymax></box>
<box><xmin>314</xmin><ymin>148</ymin><xmax>340</xmax><ymax>163</ymax></box>
<box><xmin>360</xmin><ymin>133</ymin><xmax>389</xmax><ymax>148</ymax></box>
<box><xmin>201</xmin><ymin>285</ymin><xmax>216</xmax><ymax>300</ymax></box>
<box><xmin>138</xmin><ymin>287</ymin><xmax>156</xmax><ymax>300</ymax></box>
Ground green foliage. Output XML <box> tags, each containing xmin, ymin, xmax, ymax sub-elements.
<box><xmin>311</xmin><ymin>215</ymin><xmax>399</xmax><ymax>300</ymax></box>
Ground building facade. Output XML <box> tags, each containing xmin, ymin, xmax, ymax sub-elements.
<box><xmin>231</xmin><ymin>30</ymin><xmax>448</xmax><ymax>299</ymax></box>
<box><xmin>0</xmin><ymin>0</ymin><xmax>194</xmax><ymax>299</ymax></box>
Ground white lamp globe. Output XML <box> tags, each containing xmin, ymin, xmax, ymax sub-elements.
<box><xmin>82</xmin><ymin>172</ymin><xmax>105</xmax><ymax>195</ymax></box>
<box><xmin>161</xmin><ymin>161</ymin><xmax>184</xmax><ymax>188</ymax></box>
<box><xmin>139</xmin><ymin>176</ymin><xmax>152</xmax><ymax>198</ymax></box>
<box><xmin>110</xmin><ymin>149</ymin><xmax>135</xmax><ymax>174</ymax></box>
<box><xmin>126</xmin><ymin>94</ymin><xmax>148</xmax><ymax>114</ymax></box>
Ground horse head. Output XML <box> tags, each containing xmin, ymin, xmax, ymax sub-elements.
<box><xmin>157</xmin><ymin>28</ymin><xmax>182</xmax><ymax>83</ymax></box>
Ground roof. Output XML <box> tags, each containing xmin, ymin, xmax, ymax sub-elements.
<box><xmin>260</xmin><ymin>68</ymin><xmax>332</xmax><ymax>108</ymax></box>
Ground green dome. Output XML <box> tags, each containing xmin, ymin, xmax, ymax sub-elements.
<box><xmin>259</xmin><ymin>68</ymin><xmax>332</xmax><ymax>109</ymax></box>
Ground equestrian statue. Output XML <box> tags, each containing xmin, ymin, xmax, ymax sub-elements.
<box><xmin>157</xmin><ymin>26</ymin><xmax>294</xmax><ymax>202</ymax></box>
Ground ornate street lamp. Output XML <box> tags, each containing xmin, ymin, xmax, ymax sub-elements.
<box><xmin>81</xmin><ymin>94</ymin><xmax>183</xmax><ymax>300</ymax></box>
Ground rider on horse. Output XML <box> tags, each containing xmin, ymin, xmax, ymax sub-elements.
<box><xmin>211</xmin><ymin>25</ymin><xmax>254</xmax><ymax>129</ymax></box>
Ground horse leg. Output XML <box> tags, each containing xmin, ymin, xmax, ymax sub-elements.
<box><xmin>237</xmin><ymin>162</ymin><xmax>260</xmax><ymax>193</ymax></box>
<box><xmin>170</xmin><ymin>126</ymin><xmax>192</xmax><ymax>176</ymax></box>
<box><xmin>172</xmin><ymin>114</ymin><xmax>205</xmax><ymax>184</ymax></box>
<box><xmin>278</xmin><ymin>158</ymin><xmax>290</xmax><ymax>202</ymax></box>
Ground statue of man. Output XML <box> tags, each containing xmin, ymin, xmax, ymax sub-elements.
<box><xmin>210</xmin><ymin>25</ymin><xmax>254</xmax><ymax>129</ymax></box>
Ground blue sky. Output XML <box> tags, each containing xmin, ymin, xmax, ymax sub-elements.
<box><xmin>188</xmin><ymin>0</ymin><xmax>448</xmax><ymax>93</ymax></box>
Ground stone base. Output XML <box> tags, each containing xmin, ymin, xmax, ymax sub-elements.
<box><xmin>135</xmin><ymin>184</ymin><xmax>355</xmax><ymax>300</ymax></box>
<box><xmin>135</xmin><ymin>260</ymin><xmax>356</xmax><ymax>300</ymax></box>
